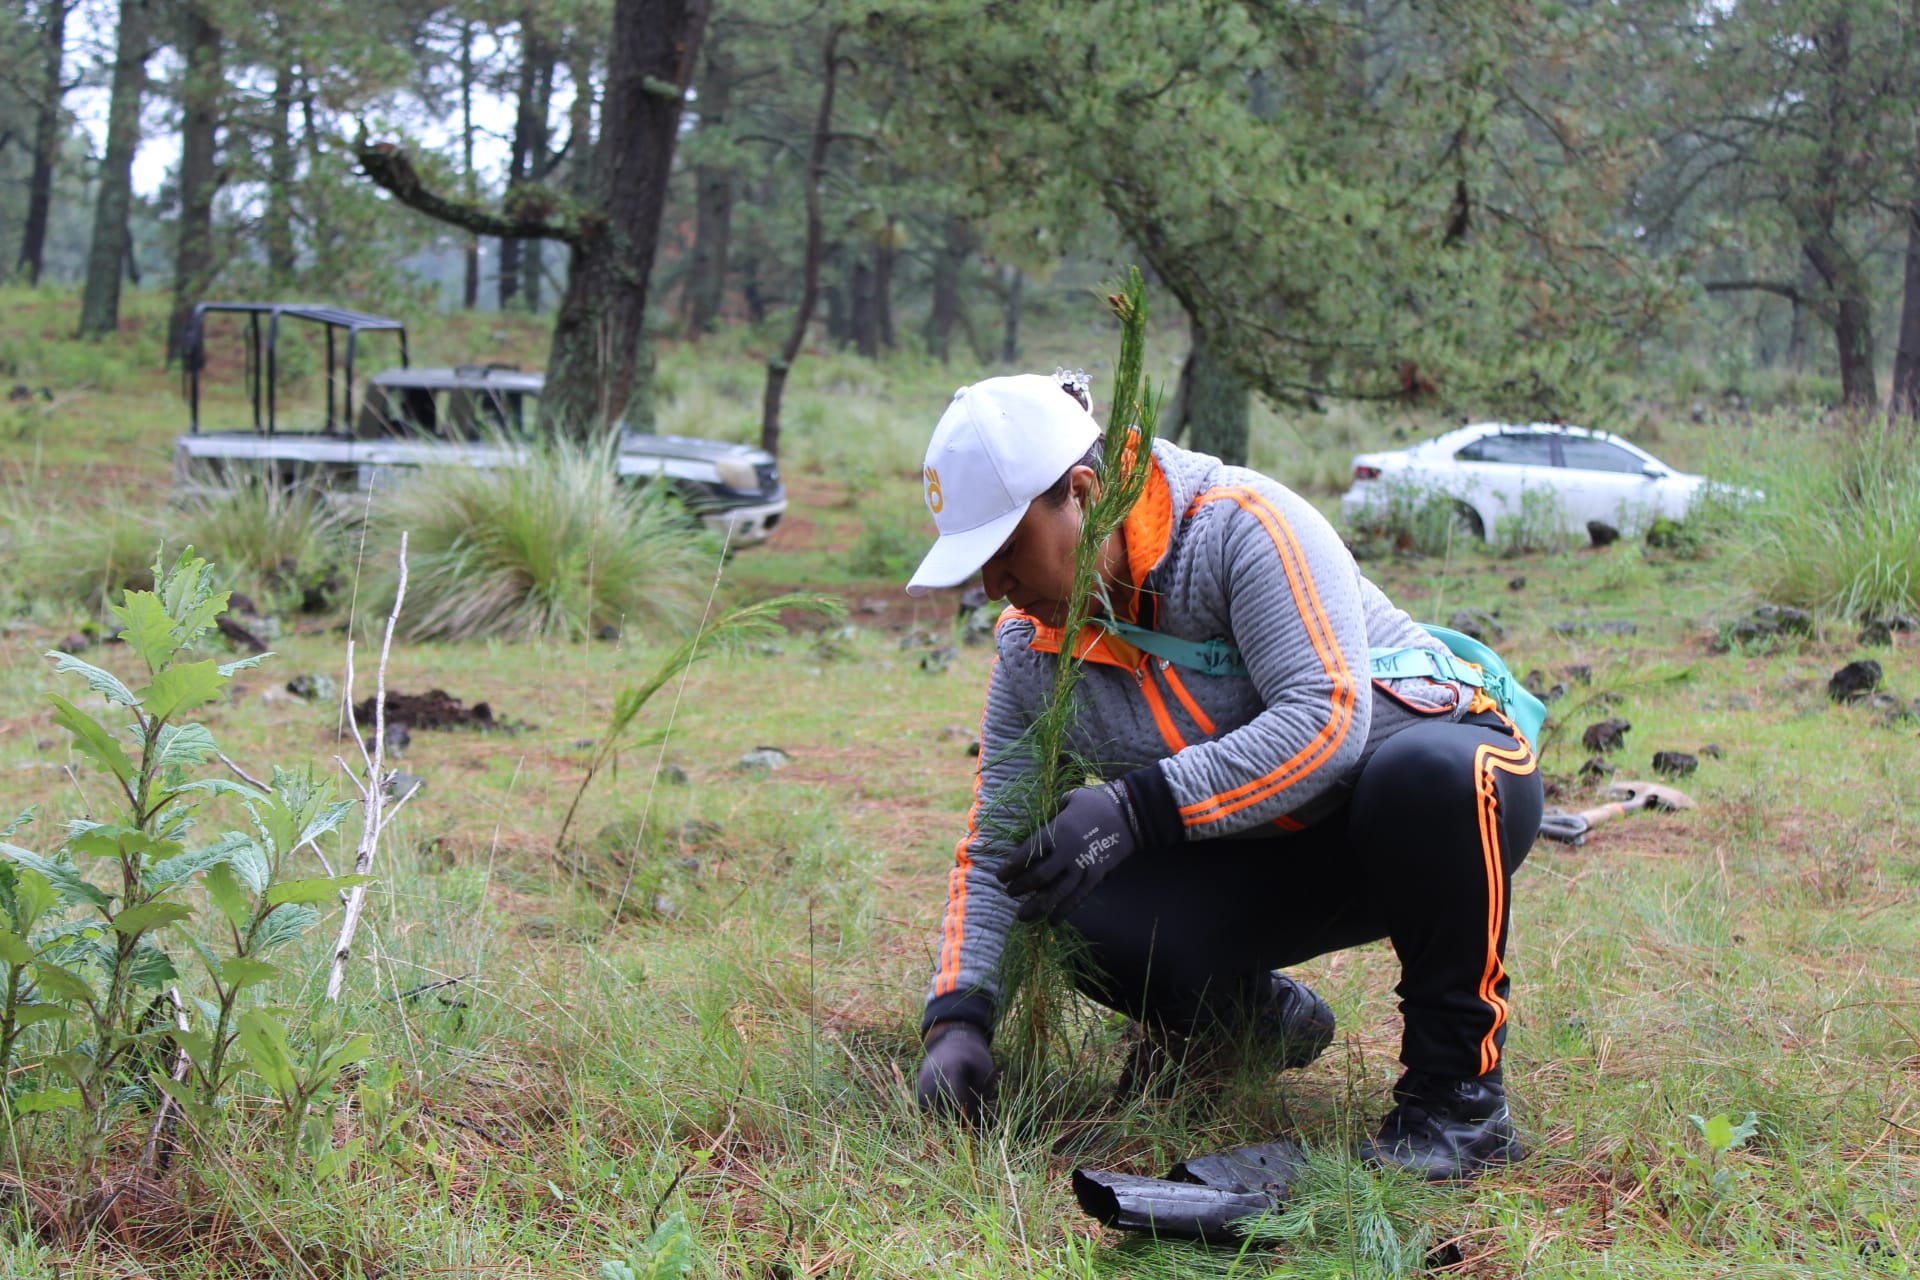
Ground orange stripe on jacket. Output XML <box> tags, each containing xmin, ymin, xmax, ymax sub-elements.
<box><xmin>933</xmin><ymin>652</ymin><xmax>1002</xmax><ymax>998</ymax></box>
<box><xmin>1137</xmin><ymin>669</ymin><xmax>1190</xmax><ymax>753</ymax></box>
<box><xmin>1160</xmin><ymin>665</ymin><xmax>1217</xmax><ymax>736</ymax></box>
<box><xmin>1469</xmin><ymin>717</ymin><xmax>1538</xmax><ymax>1075</ymax></box>
<box><xmin>1175</xmin><ymin>487</ymin><xmax>1358</xmax><ymax>826</ymax></box>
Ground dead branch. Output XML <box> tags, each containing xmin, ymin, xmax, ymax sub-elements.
<box><xmin>328</xmin><ymin>534</ymin><xmax>408</xmax><ymax>1001</ymax></box>
<box><xmin>357</xmin><ymin>141</ymin><xmax>581</xmax><ymax>245</ymax></box>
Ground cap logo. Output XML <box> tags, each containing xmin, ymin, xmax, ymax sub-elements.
<box><xmin>924</xmin><ymin>466</ymin><xmax>945</xmax><ymax>514</ymax></box>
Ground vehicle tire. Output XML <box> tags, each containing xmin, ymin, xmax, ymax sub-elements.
<box><xmin>1452</xmin><ymin>503</ymin><xmax>1486</xmax><ymax>542</ymax></box>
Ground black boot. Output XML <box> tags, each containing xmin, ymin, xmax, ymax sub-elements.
<box><xmin>1358</xmin><ymin>1069</ymin><xmax>1523</xmax><ymax>1181</ymax></box>
<box><xmin>1254</xmin><ymin>972</ymin><xmax>1336</xmax><ymax>1069</ymax></box>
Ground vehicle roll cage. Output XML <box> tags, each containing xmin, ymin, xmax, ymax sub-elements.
<box><xmin>184</xmin><ymin>302</ymin><xmax>410</xmax><ymax>436</ymax></box>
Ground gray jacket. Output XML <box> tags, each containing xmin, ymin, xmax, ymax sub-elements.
<box><xmin>924</xmin><ymin>438</ymin><xmax>1476</xmax><ymax>1033</ymax></box>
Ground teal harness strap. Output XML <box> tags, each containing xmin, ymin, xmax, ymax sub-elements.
<box><xmin>1095</xmin><ymin>617</ymin><xmax>1250</xmax><ymax>679</ymax></box>
<box><xmin>1091</xmin><ymin>618</ymin><xmax>1547</xmax><ymax>745</ymax></box>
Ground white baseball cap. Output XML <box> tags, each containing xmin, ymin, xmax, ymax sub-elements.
<box><xmin>905</xmin><ymin>374</ymin><xmax>1101</xmax><ymax>595</ymax></box>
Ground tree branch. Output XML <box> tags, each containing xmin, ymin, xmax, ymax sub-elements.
<box><xmin>357</xmin><ymin>140</ymin><xmax>580</xmax><ymax>244</ymax></box>
<box><xmin>1703</xmin><ymin>280</ymin><xmax>1803</xmax><ymax>302</ymax></box>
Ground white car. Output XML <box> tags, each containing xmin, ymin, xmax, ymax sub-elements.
<box><xmin>1339</xmin><ymin>422</ymin><xmax>1714</xmax><ymax>542</ymax></box>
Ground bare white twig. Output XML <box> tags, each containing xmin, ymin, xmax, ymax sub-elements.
<box><xmin>328</xmin><ymin>534</ymin><xmax>407</xmax><ymax>1001</ymax></box>
<box><xmin>139</xmin><ymin>988</ymin><xmax>194</xmax><ymax>1171</ymax></box>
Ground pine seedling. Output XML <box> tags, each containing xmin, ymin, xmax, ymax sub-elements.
<box><xmin>989</xmin><ymin>269</ymin><xmax>1161</xmax><ymax>1075</ymax></box>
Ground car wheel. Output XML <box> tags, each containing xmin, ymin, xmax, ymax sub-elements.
<box><xmin>1452</xmin><ymin>503</ymin><xmax>1486</xmax><ymax>542</ymax></box>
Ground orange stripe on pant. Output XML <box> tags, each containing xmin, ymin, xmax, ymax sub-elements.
<box><xmin>1469</xmin><ymin>719</ymin><xmax>1538</xmax><ymax>1076</ymax></box>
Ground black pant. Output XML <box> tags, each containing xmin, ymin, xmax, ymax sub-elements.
<box><xmin>1065</xmin><ymin>714</ymin><xmax>1543</xmax><ymax>1081</ymax></box>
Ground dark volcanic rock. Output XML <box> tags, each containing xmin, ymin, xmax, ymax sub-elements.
<box><xmin>1828</xmin><ymin>660</ymin><xmax>1883</xmax><ymax>704</ymax></box>
<box><xmin>1578</xmin><ymin>755</ymin><xmax>1616</xmax><ymax>782</ymax></box>
<box><xmin>1446</xmin><ymin>608</ymin><xmax>1504</xmax><ymax>643</ymax></box>
<box><xmin>1581</xmin><ymin>718</ymin><xmax>1631</xmax><ymax>753</ymax></box>
<box><xmin>1586</xmin><ymin>521</ymin><xmax>1620</xmax><ymax>548</ymax></box>
<box><xmin>1651</xmin><ymin>751</ymin><xmax>1697</xmax><ymax>778</ymax></box>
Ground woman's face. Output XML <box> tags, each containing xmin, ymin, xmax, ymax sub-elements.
<box><xmin>979</xmin><ymin>467</ymin><xmax>1096</xmax><ymax>628</ymax></box>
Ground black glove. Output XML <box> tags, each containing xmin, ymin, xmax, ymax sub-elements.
<box><xmin>996</xmin><ymin>781</ymin><xmax>1139</xmax><ymax>923</ymax></box>
<box><xmin>916</xmin><ymin>1021</ymin><xmax>994</xmax><ymax>1122</ymax></box>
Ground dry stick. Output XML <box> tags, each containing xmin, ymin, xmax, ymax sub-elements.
<box><xmin>328</xmin><ymin>533</ymin><xmax>408</xmax><ymax>1001</ymax></box>
<box><xmin>137</xmin><ymin>988</ymin><xmax>194</xmax><ymax>1173</ymax></box>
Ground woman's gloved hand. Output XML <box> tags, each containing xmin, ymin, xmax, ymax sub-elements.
<box><xmin>916</xmin><ymin>1020</ymin><xmax>995</xmax><ymax>1122</ymax></box>
<box><xmin>996</xmin><ymin>780</ymin><xmax>1139</xmax><ymax>922</ymax></box>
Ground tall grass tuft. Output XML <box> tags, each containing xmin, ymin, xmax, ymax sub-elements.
<box><xmin>1732</xmin><ymin>420</ymin><xmax>1920</xmax><ymax>621</ymax></box>
<box><xmin>170</xmin><ymin>471</ymin><xmax>347</xmax><ymax>609</ymax></box>
<box><xmin>361</xmin><ymin>434</ymin><xmax>713</xmax><ymax>642</ymax></box>
<box><xmin>1</xmin><ymin>479</ymin><xmax>159</xmax><ymax>613</ymax></box>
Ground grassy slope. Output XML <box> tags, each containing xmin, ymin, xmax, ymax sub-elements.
<box><xmin>0</xmin><ymin>286</ymin><xmax>1915</xmax><ymax>1277</ymax></box>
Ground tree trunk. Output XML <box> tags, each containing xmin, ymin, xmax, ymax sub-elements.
<box><xmin>683</xmin><ymin>38</ymin><xmax>735</xmax><ymax>337</ymax></box>
<box><xmin>874</xmin><ymin>222</ymin><xmax>896</xmax><ymax>351</ymax></box>
<box><xmin>540</xmin><ymin>0</ymin><xmax>711</xmax><ymax>439</ymax></box>
<box><xmin>925</xmin><ymin>216</ymin><xmax>970</xmax><ymax>362</ymax></box>
<box><xmin>500</xmin><ymin>24</ymin><xmax>538</xmax><ymax>310</ymax></box>
<box><xmin>760</xmin><ymin>25</ymin><xmax>841</xmax><ymax>458</ymax></box>
<box><xmin>460</xmin><ymin>20</ymin><xmax>479</xmax><ymax>310</ymax></box>
<box><xmin>166</xmin><ymin>1</ymin><xmax>222</xmax><ymax>365</ymax></box>
<box><xmin>76</xmin><ymin>0</ymin><xmax>149</xmax><ymax>338</ymax></box>
<box><xmin>1000</xmin><ymin>264</ymin><xmax>1023</xmax><ymax>362</ymax></box>
<box><xmin>17</xmin><ymin>0</ymin><xmax>68</xmax><ymax>287</ymax></box>
<box><xmin>1174</xmin><ymin>330</ymin><xmax>1251</xmax><ymax>466</ymax></box>
<box><xmin>851</xmin><ymin>254</ymin><xmax>877</xmax><ymax>357</ymax></box>
<box><xmin>1890</xmin><ymin>202</ymin><xmax>1920</xmax><ymax>421</ymax></box>
<box><xmin>265</xmin><ymin>54</ymin><xmax>297</xmax><ymax>284</ymax></box>
<box><xmin>524</xmin><ymin>50</ymin><xmax>554</xmax><ymax>312</ymax></box>
<box><xmin>1804</xmin><ymin>237</ymin><xmax>1876</xmax><ymax>408</ymax></box>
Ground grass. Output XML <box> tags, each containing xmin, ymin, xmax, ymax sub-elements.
<box><xmin>0</xmin><ymin>284</ymin><xmax>1915</xmax><ymax>1276</ymax></box>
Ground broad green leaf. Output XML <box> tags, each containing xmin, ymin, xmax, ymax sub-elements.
<box><xmin>140</xmin><ymin>661</ymin><xmax>226</xmax><ymax>724</ymax></box>
<box><xmin>0</xmin><ymin>847</ymin><xmax>112</xmax><ymax>909</ymax></box>
<box><xmin>220</xmin><ymin>957</ymin><xmax>279</xmax><ymax>990</ymax></box>
<box><xmin>251</xmin><ymin>903</ymin><xmax>318</xmax><ymax>954</ymax></box>
<box><xmin>128</xmin><ymin>942</ymin><xmax>179</xmax><ymax>989</ymax></box>
<box><xmin>8</xmin><ymin>1089</ymin><xmax>82</xmax><ymax>1114</ymax></box>
<box><xmin>318</xmin><ymin>1033</ymin><xmax>374</xmax><ymax>1078</ymax></box>
<box><xmin>148</xmin><ymin>831</ymin><xmax>255</xmax><ymax>891</ymax></box>
<box><xmin>266</xmin><ymin>875</ymin><xmax>371</xmax><ymax>908</ymax></box>
<box><xmin>301</xmin><ymin>800</ymin><xmax>357</xmax><ymax>850</ymax></box>
<box><xmin>217</xmin><ymin>653</ymin><xmax>272</xmax><ymax>677</ymax></box>
<box><xmin>151</xmin><ymin>1072</ymin><xmax>215</xmax><ymax>1124</ymax></box>
<box><xmin>167</xmin><ymin>1027</ymin><xmax>215</xmax><ymax>1067</ymax></box>
<box><xmin>46</xmin><ymin>694</ymin><xmax>136</xmax><ymax>785</ymax></box>
<box><xmin>9</xmin><ymin>866</ymin><xmax>58</xmax><ymax>923</ymax></box>
<box><xmin>1701</xmin><ymin>1114</ymin><xmax>1734</xmax><ymax>1151</ymax></box>
<box><xmin>0</xmin><ymin>930</ymin><xmax>31</xmax><ymax>966</ymax></box>
<box><xmin>30</xmin><ymin>960</ymin><xmax>96</xmax><ymax>1006</ymax></box>
<box><xmin>46</xmin><ymin>650</ymin><xmax>140</xmax><ymax>707</ymax></box>
<box><xmin>202</xmin><ymin>862</ymin><xmax>252</xmax><ymax>932</ymax></box>
<box><xmin>314</xmin><ymin>1135</ymin><xmax>364</xmax><ymax>1182</ymax></box>
<box><xmin>238</xmin><ymin>1009</ymin><xmax>296</xmax><ymax>1096</ymax></box>
<box><xmin>170</xmin><ymin>778</ymin><xmax>268</xmax><ymax>805</ymax></box>
<box><xmin>111</xmin><ymin>901</ymin><xmax>194</xmax><ymax>937</ymax></box>
<box><xmin>72</xmin><ymin>826</ymin><xmax>181</xmax><ymax>866</ymax></box>
<box><xmin>10</xmin><ymin>1003</ymin><xmax>77</xmax><ymax>1028</ymax></box>
<box><xmin>151</xmin><ymin>723</ymin><xmax>219</xmax><ymax>772</ymax></box>
<box><xmin>109</xmin><ymin>591</ymin><xmax>180</xmax><ymax>673</ymax></box>
<box><xmin>0</xmin><ymin>805</ymin><xmax>38</xmax><ymax>840</ymax></box>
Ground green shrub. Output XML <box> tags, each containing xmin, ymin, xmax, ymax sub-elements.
<box><xmin>1344</xmin><ymin>475</ymin><xmax>1484</xmax><ymax>559</ymax></box>
<box><xmin>1493</xmin><ymin>486</ymin><xmax>1573</xmax><ymax>556</ymax></box>
<box><xmin>361</xmin><ymin>436</ymin><xmax>714</xmax><ymax>643</ymax></box>
<box><xmin>169</xmin><ymin>472</ymin><xmax>347</xmax><ymax>610</ymax></box>
<box><xmin>1733</xmin><ymin>421</ymin><xmax>1920</xmax><ymax>620</ymax></box>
